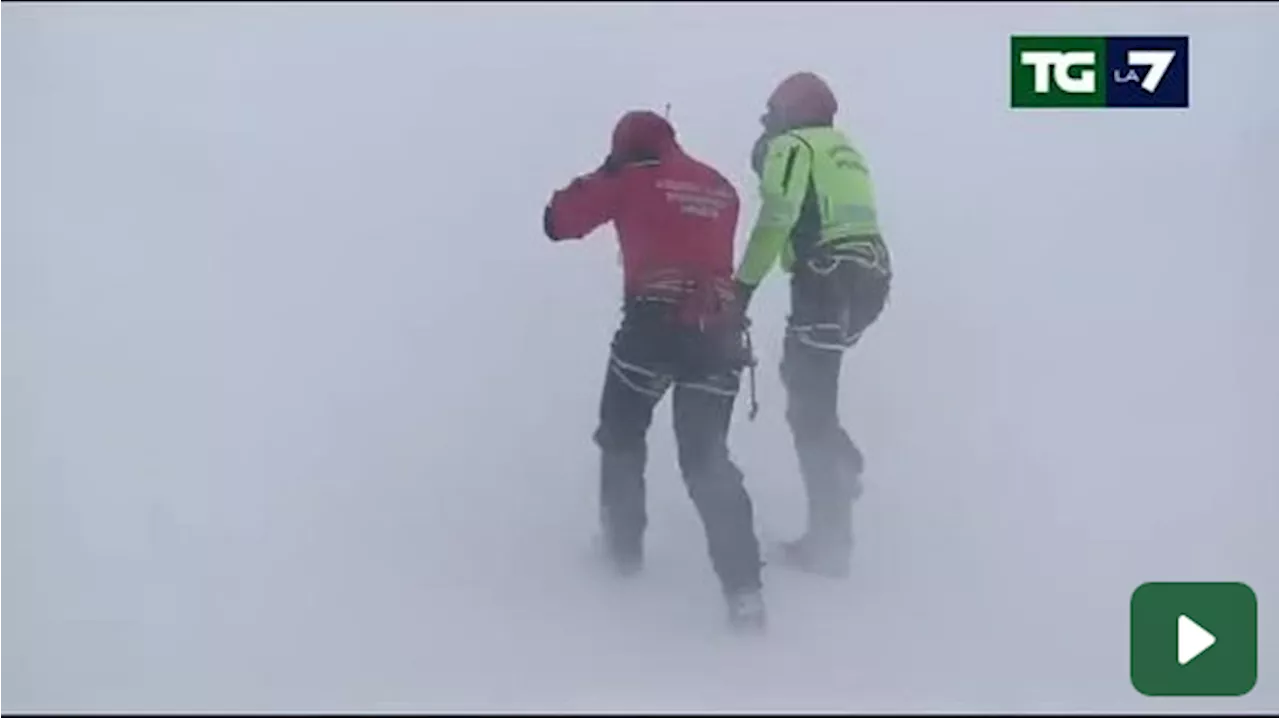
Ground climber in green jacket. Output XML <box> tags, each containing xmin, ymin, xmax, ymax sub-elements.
<box><xmin>735</xmin><ymin>71</ymin><xmax>893</xmax><ymax>579</ymax></box>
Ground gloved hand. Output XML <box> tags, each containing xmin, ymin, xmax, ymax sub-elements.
<box><xmin>720</xmin><ymin>282</ymin><xmax>756</xmax><ymax>370</ymax></box>
<box><xmin>723</xmin><ymin>320</ymin><xmax>757</xmax><ymax>370</ymax></box>
<box><xmin>760</xmin><ymin>109</ymin><xmax>786</xmax><ymax>135</ymax></box>
<box><xmin>598</xmin><ymin>154</ymin><xmax>622</xmax><ymax>176</ymax></box>
<box><xmin>543</xmin><ymin>205</ymin><xmax>560</xmax><ymax>241</ymax></box>
<box><xmin>750</xmin><ymin>132</ymin><xmax>772</xmax><ymax>177</ymax></box>
<box><xmin>733</xmin><ymin>279</ymin><xmax>757</xmax><ymax>314</ymax></box>
<box><xmin>599</xmin><ymin>148</ymin><xmax>660</xmax><ymax>177</ymax></box>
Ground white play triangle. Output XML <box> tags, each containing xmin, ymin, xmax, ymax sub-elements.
<box><xmin>1177</xmin><ymin>614</ymin><xmax>1216</xmax><ymax>665</ymax></box>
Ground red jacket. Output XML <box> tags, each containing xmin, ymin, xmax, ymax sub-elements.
<box><xmin>543</xmin><ymin>112</ymin><xmax>741</xmax><ymax>299</ymax></box>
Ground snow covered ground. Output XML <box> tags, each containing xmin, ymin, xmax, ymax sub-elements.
<box><xmin>3</xmin><ymin>2</ymin><xmax>1276</xmax><ymax>712</ymax></box>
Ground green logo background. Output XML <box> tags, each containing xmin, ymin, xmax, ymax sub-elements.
<box><xmin>1130</xmin><ymin>581</ymin><xmax>1257</xmax><ymax>697</ymax></box>
<box><xmin>1010</xmin><ymin>36</ymin><xmax>1107</xmax><ymax>108</ymax></box>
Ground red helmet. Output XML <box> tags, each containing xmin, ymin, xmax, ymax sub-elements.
<box><xmin>764</xmin><ymin>72</ymin><xmax>838</xmax><ymax>130</ymax></box>
<box><xmin>611</xmin><ymin>110</ymin><xmax>677</xmax><ymax>162</ymax></box>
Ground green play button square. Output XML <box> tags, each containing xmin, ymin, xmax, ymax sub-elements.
<box><xmin>1130</xmin><ymin>582</ymin><xmax>1257</xmax><ymax>697</ymax></box>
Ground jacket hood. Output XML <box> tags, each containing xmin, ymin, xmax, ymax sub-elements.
<box><xmin>611</xmin><ymin>110</ymin><xmax>679</xmax><ymax>161</ymax></box>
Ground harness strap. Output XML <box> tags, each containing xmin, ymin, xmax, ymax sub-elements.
<box><xmin>630</xmin><ymin>271</ymin><xmax>759</xmax><ymax>420</ymax></box>
<box><xmin>804</xmin><ymin>235</ymin><xmax>891</xmax><ymax>276</ymax></box>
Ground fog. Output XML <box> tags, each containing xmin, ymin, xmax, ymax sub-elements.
<box><xmin>3</xmin><ymin>1</ymin><xmax>1277</xmax><ymax>712</ymax></box>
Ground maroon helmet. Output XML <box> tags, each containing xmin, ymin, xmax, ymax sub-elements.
<box><xmin>762</xmin><ymin>72</ymin><xmax>838</xmax><ymax>132</ymax></box>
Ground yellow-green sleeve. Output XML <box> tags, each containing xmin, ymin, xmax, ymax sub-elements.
<box><xmin>735</xmin><ymin>135</ymin><xmax>812</xmax><ymax>287</ymax></box>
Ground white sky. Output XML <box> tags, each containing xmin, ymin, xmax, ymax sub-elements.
<box><xmin>3</xmin><ymin>1</ymin><xmax>1277</xmax><ymax>712</ymax></box>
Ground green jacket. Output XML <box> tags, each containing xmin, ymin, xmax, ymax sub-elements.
<box><xmin>736</xmin><ymin>126</ymin><xmax>884</xmax><ymax>287</ymax></box>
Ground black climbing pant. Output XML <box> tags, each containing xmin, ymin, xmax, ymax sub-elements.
<box><xmin>594</xmin><ymin>298</ymin><xmax>762</xmax><ymax>595</ymax></box>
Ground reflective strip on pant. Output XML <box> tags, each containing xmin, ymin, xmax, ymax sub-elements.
<box><xmin>677</xmin><ymin>370</ymin><xmax>740</xmax><ymax>397</ymax></box>
<box><xmin>787</xmin><ymin>323</ymin><xmax>860</xmax><ymax>352</ymax></box>
<box><xmin>609</xmin><ymin>352</ymin><xmax>671</xmax><ymax>398</ymax></box>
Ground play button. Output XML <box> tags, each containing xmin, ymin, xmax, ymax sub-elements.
<box><xmin>1131</xmin><ymin>582</ymin><xmax>1258</xmax><ymax>696</ymax></box>
<box><xmin>1177</xmin><ymin>614</ymin><xmax>1216</xmax><ymax>665</ymax></box>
